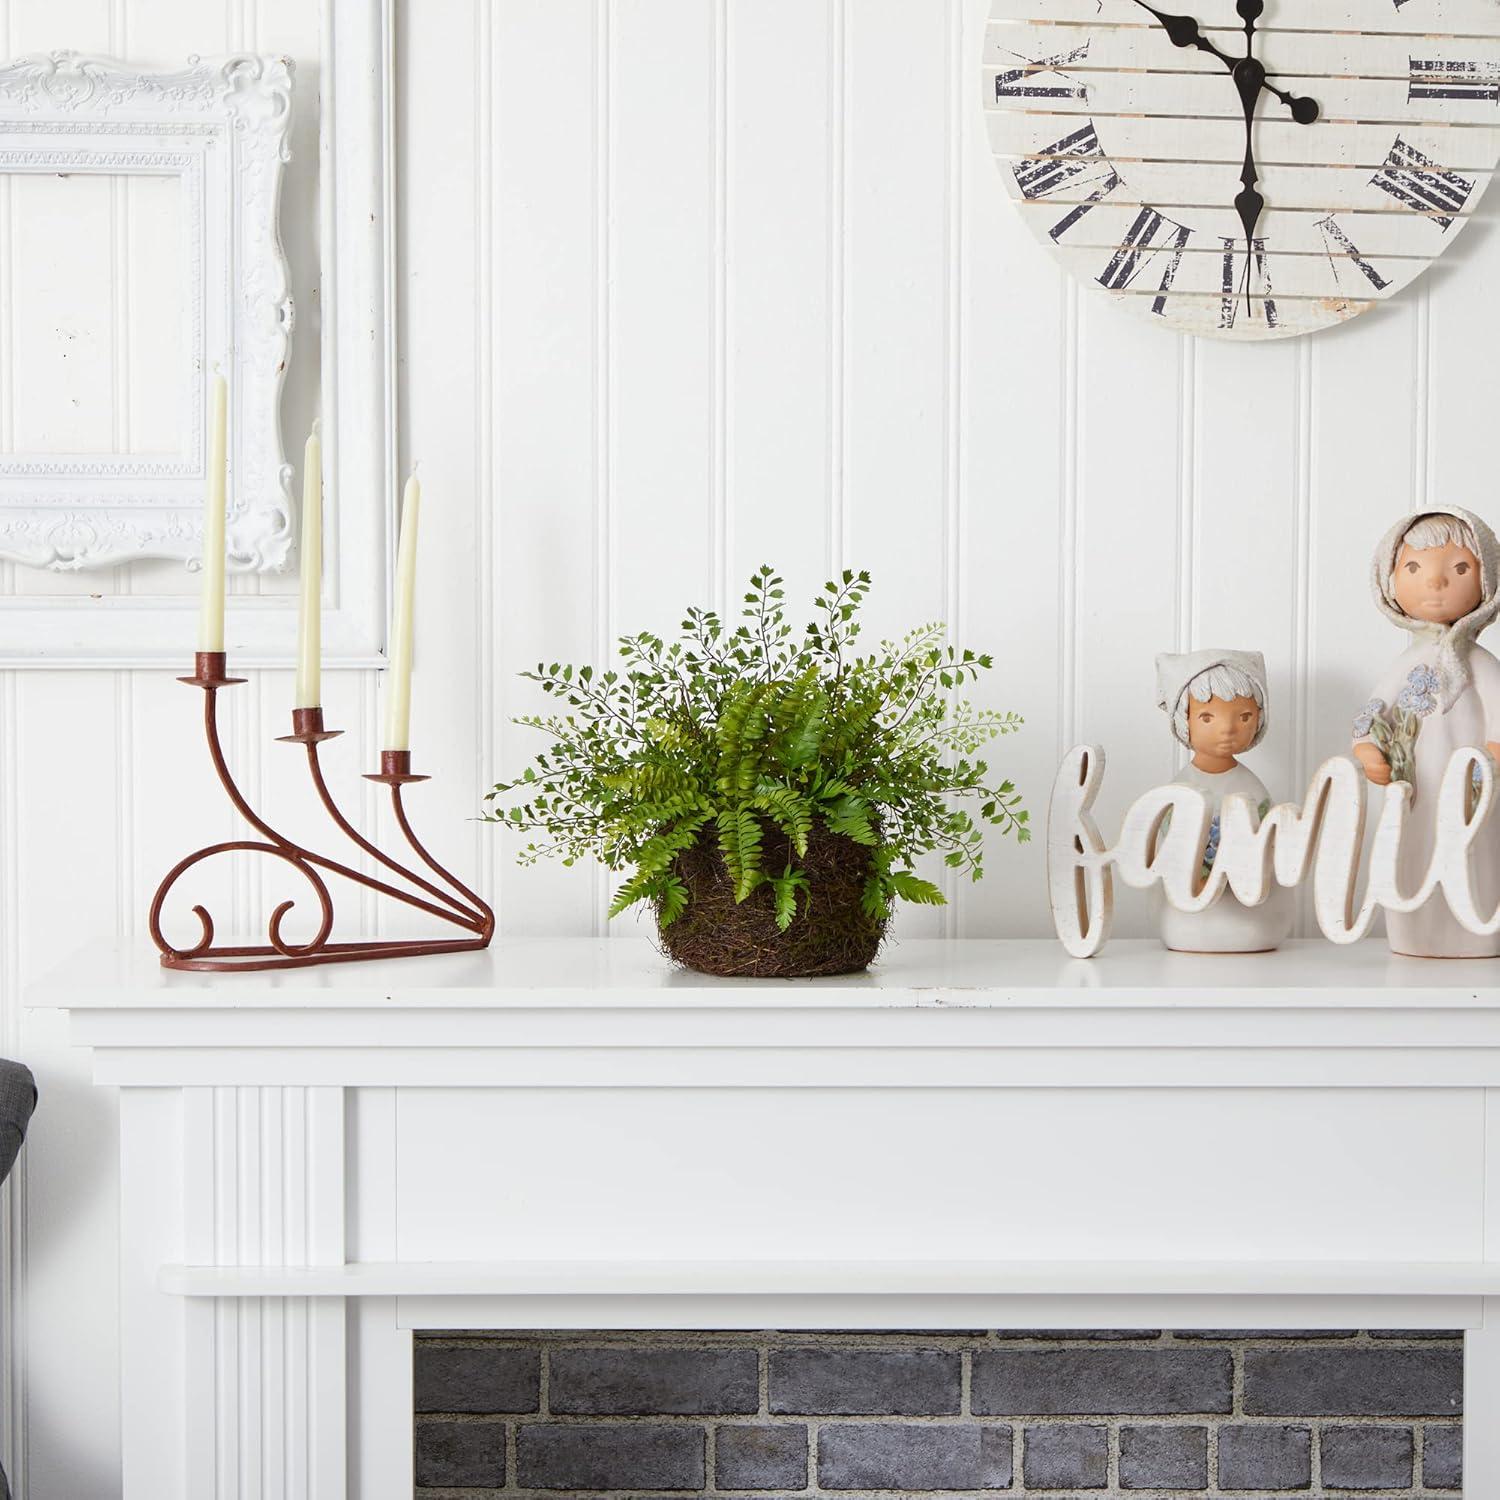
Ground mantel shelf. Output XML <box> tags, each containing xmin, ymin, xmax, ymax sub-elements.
<box><xmin>156</xmin><ymin>1257</ymin><xmax>1500</xmax><ymax>1300</ymax></box>
<box><xmin>31</xmin><ymin>937</ymin><xmax>1500</xmax><ymax>1088</ymax></box>
<box><xmin>29</xmin><ymin>935</ymin><xmax>1500</xmax><ymax>1010</ymax></box>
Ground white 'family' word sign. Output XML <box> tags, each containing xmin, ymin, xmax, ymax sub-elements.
<box><xmin>1048</xmin><ymin>745</ymin><xmax>1498</xmax><ymax>958</ymax></box>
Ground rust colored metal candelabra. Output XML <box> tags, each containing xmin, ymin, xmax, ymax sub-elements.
<box><xmin>149</xmin><ymin>651</ymin><xmax>494</xmax><ymax>972</ymax></box>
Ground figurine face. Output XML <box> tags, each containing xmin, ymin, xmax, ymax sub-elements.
<box><xmin>1392</xmin><ymin>541</ymin><xmax>1483</xmax><ymax>624</ymax></box>
<box><xmin>1187</xmin><ymin>695</ymin><xmax>1261</xmax><ymax>761</ymax></box>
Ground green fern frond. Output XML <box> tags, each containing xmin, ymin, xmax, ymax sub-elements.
<box><xmin>715</xmin><ymin>681</ymin><xmax>775</xmax><ymax>797</ymax></box>
<box><xmin>860</xmin><ymin>875</ymin><xmax>890</xmax><ymax>922</ymax></box>
<box><xmin>656</xmin><ymin>874</ymin><xmax>689</xmax><ymax>927</ymax></box>
<box><xmin>608</xmin><ymin>870</ymin><xmax>661</xmax><ymax>918</ymax></box>
<box><xmin>752</xmin><ymin>786</ymin><xmax>814</xmax><ymax>856</ymax></box>
<box><xmin>769</xmin><ymin>866</ymin><xmax>811</xmax><ymax>932</ymax></box>
<box><xmin>822</xmin><ymin>793</ymin><xmax>878</xmax><ymax>846</ymax></box>
<box><xmin>887</xmin><ymin>870</ymin><xmax>946</xmax><ymax>906</ymax></box>
<box><xmin>715</xmin><ymin>807</ymin><xmax>764</xmax><ymax>901</ymax></box>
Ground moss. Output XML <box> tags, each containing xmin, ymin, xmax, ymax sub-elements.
<box><xmin>655</xmin><ymin>821</ymin><xmax>885</xmax><ymax>979</ymax></box>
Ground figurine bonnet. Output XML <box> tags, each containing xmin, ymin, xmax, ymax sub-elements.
<box><xmin>1353</xmin><ymin>506</ymin><xmax>1500</xmax><ymax>958</ymax></box>
<box><xmin>1152</xmin><ymin>649</ymin><xmax>1292</xmax><ymax>953</ymax></box>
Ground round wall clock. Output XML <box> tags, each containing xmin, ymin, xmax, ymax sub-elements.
<box><xmin>984</xmin><ymin>0</ymin><xmax>1500</xmax><ymax>339</ymax></box>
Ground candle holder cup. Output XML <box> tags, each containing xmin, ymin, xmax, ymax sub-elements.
<box><xmin>149</xmin><ymin>651</ymin><xmax>494</xmax><ymax>972</ymax></box>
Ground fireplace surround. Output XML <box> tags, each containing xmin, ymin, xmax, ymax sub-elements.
<box><xmin>29</xmin><ymin>936</ymin><xmax>1500</xmax><ymax>1498</ymax></box>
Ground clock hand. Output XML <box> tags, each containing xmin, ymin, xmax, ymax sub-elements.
<box><xmin>1232</xmin><ymin>0</ymin><xmax>1266</xmax><ymax>315</ymax></box>
<box><xmin>1127</xmin><ymin>0</ymin><xmax>1319</xmax><ymax>123</ymax></box>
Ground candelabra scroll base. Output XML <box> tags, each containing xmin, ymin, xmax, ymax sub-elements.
<box><xmin>149</xmin><ymin>654</ymin><xmax>495</xmax><ymax>972</ymax></box>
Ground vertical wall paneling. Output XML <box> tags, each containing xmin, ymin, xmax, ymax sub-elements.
<box><xmin>593</xmin><ymin>0</ymin><xmax>614</xmax><ymax>932</ymax></box>
<box><xmin>940</xmin><ymin>0</ymin><xmax>963</xmax><ymax>927</ymax></box>
<box><xmin>0</xmin><ymin>671</ymin><xmax>21</xmax><ymax>1497</ymax></box>
<box><xmin>711</xmin><ymin>0</ymin><xmax>727</xmax><ymax>615</ymax></box>
<box><xmin>391</xmin><ymin>0</ymin><xmax>480</xmax><ymax>938</ymax></box>
<box><xmin>483</xmin><ymin>0</ymin><xmax>603</xmax><ymax>935</ymax></box>
<box><xmin>842</xmin><ymin>0</ymin><xmax>953</xmax><ymax>934</ymax></box>
<box><xmin>723</xmin><ymin>0</ymin><xmax>832</xmax><ymax>589</ymax></box>
<box><xmin>827</xmin><ymin>0</ymin><xmax>847</xmax><ymax>577</ymax></box>
<box><xmin>14</xmin><ymin>673</ymin><xmax>122</xmax><ymax>1500</ymax></box>
<box><xmin>607</xmin><ymin>0</ymin><xmax>717</xmax><ymax>635</ymax></box>
<box><xmin>842</xmin><ymin>0</ymin><xmax>949</xmax><ymax>632</ymax></box>
<box><xmin>598</xmin><ymin>0</ymin><xmax>720</xmax><ymax>933</ymax></box>
<box><xmin>0</xmin><ymin>0</ymin><xmax>8</xmax><ymax>603</ymax></box>
<box><xmin>1070</xmin><ymin>302</ymin><xmax>1186</xmax><ymax>935</ymax></box>
<box><xmin>953</xmin><ymin>0</ymin><xmax>1068</xmax><ymax>935</ymax></box>
<box><xmin>1192</xmin><ymin>339</ymin><xmax>1303</xmax><ymax>810</ymax></box>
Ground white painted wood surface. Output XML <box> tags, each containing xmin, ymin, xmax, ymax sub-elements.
<box><xmin>154</xmin><ymin>1257</ymin><xmax>1500</xmax><ymax>1299</ymax></box>
<box><xmin>2</xmin><ymin>0</ymin><xmax>1500</xmax><ymax>1492</ymax></box>
<box><xmin>28</xmin><ymin>936</ymin><xmax>1500</xmax><ymax>1498</ymax></box>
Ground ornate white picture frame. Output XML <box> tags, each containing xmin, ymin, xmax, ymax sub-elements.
<box><xmin>0</xmin><ymin>51</ymin><xmax>294</xmax><ymax>572</ymax></box>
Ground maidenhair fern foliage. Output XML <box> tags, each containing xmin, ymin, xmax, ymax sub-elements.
<box><xmin>485</xmin><ymin>567</ymin><xmax>1028</xmax><ymax>930</ymax></box>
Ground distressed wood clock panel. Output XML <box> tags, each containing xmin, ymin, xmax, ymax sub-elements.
<box><xmin>985</xmin><ymin>0</ymin><xmax>1500</xmax><ymax>338</ymax></box>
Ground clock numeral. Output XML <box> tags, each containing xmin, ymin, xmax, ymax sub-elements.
<box><xmin>1097</xmin><ymin>207</ymin><xmax>1192</xmax><ymax>315</ymax></box>
<box><xmin>1219</xmin><ymin>238</ymin><xmax>1277</xmax><ymax>332</ymax></box>
<box><xmin>994</xmin><ymin>40</ymin><xmax>1090</xmax><ymax>102</ymax></box>
<box><xmin>1314</xmin><ymin>214</ymin><xmax>1392</xmax><ymax>293</ymax></box>
<box><xmin>1013</xmin><ymin>122</ymin><xmax>1122</xmax><ymax>241</ymax></box>
<box><xmin>1370</xmin><ymin>137</ymin><xmax>1475</xmax><ymax>229</ymax></box>
<box><xmin>1409</xmin><ymin>58</ymin><xmax>1500</xmax><ymax>104</ymax></box>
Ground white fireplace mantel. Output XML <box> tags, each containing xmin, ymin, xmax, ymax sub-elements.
<box><xmin>29</xmin><ymin>936</ymin><xmax>1500</xmax><ymax>1498</ymax></box>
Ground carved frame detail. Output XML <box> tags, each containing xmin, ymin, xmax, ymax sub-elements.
<box><xmin>0</xmin><ymin>51</ymin><xmax>294</xmax><ymax>571</ymax></box>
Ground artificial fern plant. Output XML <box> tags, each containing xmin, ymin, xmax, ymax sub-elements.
<box><xmin>484</xmin><ymin>567</ymin><xmax>1028</xmax><ymax>946</ymax></box>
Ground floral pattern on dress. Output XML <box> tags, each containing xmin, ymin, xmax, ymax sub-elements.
<box><xmin>1396</xmin><ymin>664</ymin><xmax>1440</xmax><ymax>717</ymax></box>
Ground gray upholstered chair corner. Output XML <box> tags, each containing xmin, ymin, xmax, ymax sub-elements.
<box><xmin>0</xmin><ymin>1059</ymin><xmax>34</xmax><ymax>1187</ymax></box>
<box><xmin>0</xmin><ymin>1059</ymin><xmax>34</xmax><ymax>1500</ymax></box>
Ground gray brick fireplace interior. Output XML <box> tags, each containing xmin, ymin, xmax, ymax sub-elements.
<box><xmin>412</xmin><ymin>1329</ymin><xmax>1464</xmax><ymax>1496</ymax></box>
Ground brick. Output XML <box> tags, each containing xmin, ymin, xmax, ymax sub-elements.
<box><xmin>770</xmin><ymin>1348</ymin><xmax>960</xmax><ymax>1415</ymax></box>
<box><xmin>1023</xmin><ymin>1424</ymin><xmax>1106</xmax><ymax>1489</ymax></box>
<box><xmin>414</xmin><ymin>1419</ymin><xmax>505</xmax><ymax>1488</ymax></box>
<box><xmin>816</xmin><ymin>1423</ymin><xmax>1012</xmax><ymax>1490</ymax></box>
<box><xmin>971</xmin><ymin>1349</ymin><xmax>1232</xmax><ymax>1415</ymax></box>
<box><xmin>414</xmin><ymin>1345</ymin><xmax>538</xmax><ymax>1414</ymax></box>
<box><xmin>1216</xmin><ymin>1423</ymin><xmax>1311</xmax><ymax>1490</ymax></box>
<box><xmin>1320</xmin><ymin>1425</ymin><xmax>1413</xmax><ymax>1489</ymax></box>
<box><xmin>1369</xmin><ymin>1329</ymin><xmax>1464</xmax><ymax>1340</ymax></box>
<box><xmin>1242</xmin><ymin>1348</ymin><xmax>1461</xmax><ymax>1416</ymax></box>
<box><xmin>515</xmin><ymin>1422</ymin><xmax>705</xmax><ymax>1490</ymax></box>
<box><xmin>715</xmin><ymin>1424</ymin><xmax>808</xmax><ymax>1489</ymax></box>
<box><xmin>1424</xmin><ymin>1425</ymin><xmax>1463</xmax><ymax>1489</ymax></box>
<box><xmin>1119</xmin><ymin>1424</ymin><xmax>1208</xmax><ymax>1490</ymax></box>
<box><xmin>1177</xmin><ymin>1329</ymin><xmax>1356</xmax><ymax>1340</ymax></box>
<box><xmin>549</xmin><ymin>1346</ymin><xmax>757</xmax><ymax>1415</ymax></box>
<box><xmin>1006</xmin><ymin>1330</ymin><xmax>1160</xmax><ymax>1340</ymax></box>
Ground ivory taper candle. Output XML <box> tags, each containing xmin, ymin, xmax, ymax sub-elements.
<box><xmin>197</xmin><ymin>374</ymin><xmax>228</xmax><ymax>652</ymax></box>
<box><xmin>294</xmin><ymin>422</ymin><xmax>322</xmax><ymax>708</ymax></box>
<box><xmin>382</xmin><ymin>471</ymin><xmax>421</xmax><ymax>752</ymax></box>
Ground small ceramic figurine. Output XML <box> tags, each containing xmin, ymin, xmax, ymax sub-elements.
<box><xmin>1152</xmin><ymin>649</ymin><xmax>1292</xmax><ymax>953</ymax></box>
<box><xmin>1353</xmin><ymin>506</ymin><xmax>1500</xmax><ymax>958</ymax></box>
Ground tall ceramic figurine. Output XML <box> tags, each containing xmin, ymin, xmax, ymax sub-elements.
<box><xmin>1153</xmin><ymin>649</ymin><xmax>1292</xmax><ymax>953</ymax></box>
<box><xmin>1353</xmin><ymin>506</ymin><xmax>1500</xmax><ymax>958</ymax></box>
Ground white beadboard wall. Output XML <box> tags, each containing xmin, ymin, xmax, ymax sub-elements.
<box><xmin>0</xmin><ymin>0</ymin><xmax>1492</xmax><ymax>1492</ymax></box>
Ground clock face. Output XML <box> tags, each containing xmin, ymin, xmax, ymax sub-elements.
<box><xmin>984</xmin><ymin>0</ymin><xmax>1500</xmax><ymax>339</ymax></box>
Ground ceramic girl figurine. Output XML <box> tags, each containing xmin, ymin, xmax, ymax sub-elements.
<box><xmin>1152</xmin><ymin>649</ymin><xmax>1292</xmax><ymax>953</ymax></box>
<box><xmin>1353</xmin><ymin>506</ymin><xmax>1500</xmax><ymax>958</ymax></box>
